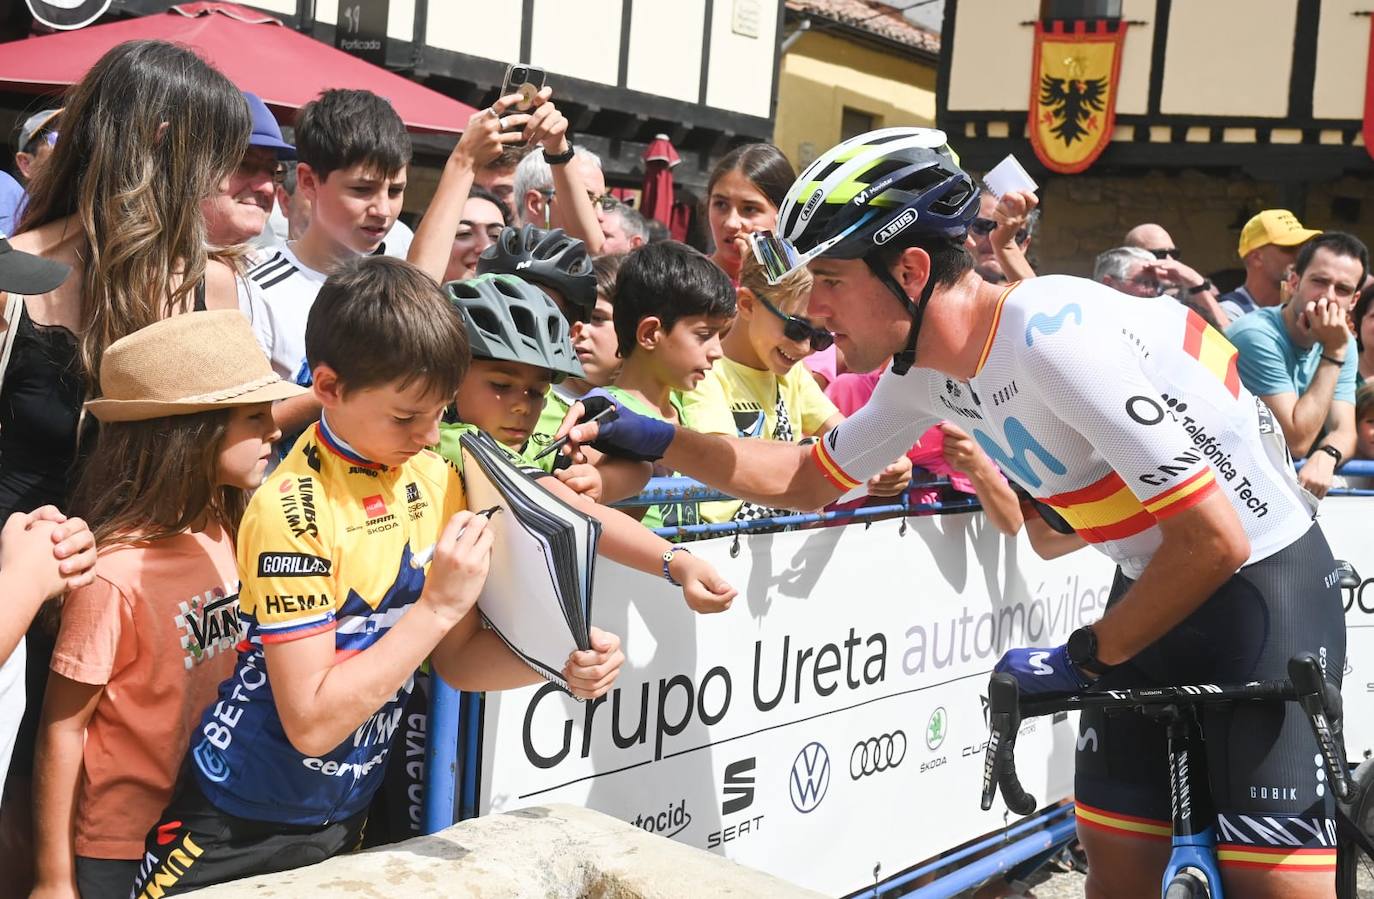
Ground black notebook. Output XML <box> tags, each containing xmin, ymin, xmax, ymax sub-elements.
<box><xmin>458</xmin><ymin>430</ymin><xmax>600</xmax><ymax>693</ymax></box>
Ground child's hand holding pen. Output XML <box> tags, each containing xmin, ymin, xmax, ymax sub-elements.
<box><xmin>411</xmin><ymin>506</ymin><xmax>501</xmax><ymax>569</ymax></box>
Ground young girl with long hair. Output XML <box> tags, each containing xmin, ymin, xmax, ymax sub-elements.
<box><xmin>30</xmin><ymin>312</ymin><xmax>303</xmax><ymax>899</ymax></box>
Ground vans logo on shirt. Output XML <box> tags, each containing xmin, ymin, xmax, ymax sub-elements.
<box><xmin>175</xmin><ymin>589</ymin><xmax>242</xmax><ymax>669</ymax></box>
<box><xmin>363</xmin><ymin>495</ymin><xmax>388</xmax><ymax>519</ymax></box>
<box><xmin>257</xmin><ymin>552</ymin><xmax>331</xmax><ymax>577</ymax></box>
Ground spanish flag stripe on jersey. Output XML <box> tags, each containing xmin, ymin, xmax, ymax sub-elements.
<box><xmin>1044</xmin><ymin>472</ymin><xmax>1154</xmax><ymax>543</ymax></box>
<box><xmin>1182</xmin><ymin>310</ymin><xmax>1241</xmax><ymax>398</ymax></box>
<box><xmin>1216</xmin><ymin>845</ymin><xmax>1337</xmax><ymax>871</ymax></box>
<box><xmin>1074</xmin><ymin>803</ymin><xmax>1171</xmax><ymax>840</ymax></box>
<box><xmin>974</xmin><ymin>283</ymin><xmax>1021</xmax><ymax>375</ymax></box>
<box><xmin>1143</xmin><ymin>468</ymin><xmax>1217</xmax><ymax>519</ymax></box>
<box><xmin>810</xmin><ymin>439</ymin><xmax>861</xmax><ymax>490</ymax></box>
<box><xmin>1044</xmin><ymin>470</ymin><xmax>1126</xmax><ymax>507</ymax></box>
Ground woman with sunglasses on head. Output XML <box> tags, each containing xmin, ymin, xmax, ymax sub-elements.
<box><xmin>682</xmin><ymin>246</ymin><xmax>912</xmax><ymax>523</ymax></box>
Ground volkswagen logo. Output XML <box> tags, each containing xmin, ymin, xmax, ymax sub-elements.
<box><xmin>789</xmin><ymin>742</ymin><xmax>830</xmax><ymax>813</ymax></box>
<box><xmin>850</xmin><ymin>731</ymin><xmax>906</xmax><ymax>779</ymax></box>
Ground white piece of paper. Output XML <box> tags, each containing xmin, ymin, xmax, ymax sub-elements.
<box><xmin>983</xmin><ymin>154</ymin><xmax>1038</xmax><ymax>198</ymax></box>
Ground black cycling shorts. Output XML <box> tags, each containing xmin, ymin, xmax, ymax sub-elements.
<box><xmin>129</xmin><ymin>771</ymin><xmax>367</xmax><ymax>897</ymax></box>
<box><xmin>1074</xmin><ymin>524</ymin><xmax>1346</xmax><ymax>875</ymax></box>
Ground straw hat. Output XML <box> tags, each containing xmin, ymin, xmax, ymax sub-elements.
<box><xmin>85</xmin><ymin>311</ymin><xmax>307</xmax><ymax>422</ymax></box>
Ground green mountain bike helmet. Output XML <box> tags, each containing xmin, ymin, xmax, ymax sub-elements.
<box><xmin>445</xmin><ymin>273</ymin><xmax>585</xmax><ymax>383</ymax></box>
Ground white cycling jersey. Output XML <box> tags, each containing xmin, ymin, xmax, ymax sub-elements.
<box><xmin>813</xmin><ymin>275</ymin><xmax>1313</xmax><ymax>578</ymax></box>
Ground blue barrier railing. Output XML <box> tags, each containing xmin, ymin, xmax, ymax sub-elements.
<box><xmin>848</xmin><ymin>803</ymin><xmax>1077</xmax><ymax>899</ymax></box>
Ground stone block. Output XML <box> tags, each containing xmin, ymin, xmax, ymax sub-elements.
<box><xmin>182</xmin><ymin>804</ymin><xmax>825</xmax><ymax>899</ymax></box>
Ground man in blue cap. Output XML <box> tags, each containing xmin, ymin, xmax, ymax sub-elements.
<box><xmin>203</xmin><ymin>92</ymin><xmax>296</xmax><ymax>253</ymax></box>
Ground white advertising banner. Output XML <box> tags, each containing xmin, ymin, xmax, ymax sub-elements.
<box><xmin>479</xmin><ymin>511</ymin><xmax>1117</xmax><ymax>896</ymax></box>
<box><xmin>1323</xmin><ymin>497</ymin><xmax>1374</xmax><ymax>760</ymax></box>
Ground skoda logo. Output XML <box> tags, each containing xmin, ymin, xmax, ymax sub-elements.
<box><xmin>926</xmin><ymin>707</ymin><xmax>948</xmax><ymax>750</ymax></box>
<box><xmin>789</xmin><ymin>742</ymin><xmax>831</xmax><ymax>813</ymax></box>
<box><xmin>850</xmin><ymin>732</ymin><xmax>906</xmax><ymax>779</ymax></box>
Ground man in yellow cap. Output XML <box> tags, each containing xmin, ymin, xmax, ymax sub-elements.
<box><xmin>1216</xmin><ymin>209</ymin><xmax>1321</xmax><ymax>321</ymax></box>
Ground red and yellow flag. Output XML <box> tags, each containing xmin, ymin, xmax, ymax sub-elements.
<box><xmin>1028</xmin><ymin>20</ymin><xmax>1129</xmax><ymax>174</ymax></box>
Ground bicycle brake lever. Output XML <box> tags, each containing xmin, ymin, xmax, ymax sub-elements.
<box><xmin>1289</xmin><ymin>652</ymin><xmax>1353</xmax><ymax>802</ymax></box>
<box><xmin>982</xmin><ymin>674</ymin><xmax>1037</xmax><ymax>815</ymax></box>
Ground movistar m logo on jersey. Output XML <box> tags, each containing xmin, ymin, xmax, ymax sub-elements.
<box><xmin>974</xmin><ymin>417</ymin><xmax>1067</xmax><ymax>489</ymax></box>
<box><xmin>1024</xmin><ymin>303</ymin><xmax>1083</xmax><ymax>347</ymax></box>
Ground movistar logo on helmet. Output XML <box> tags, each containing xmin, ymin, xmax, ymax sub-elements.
<box><xmin>800</xmin><ymin>188</ymin><xmax>824</xmax><ymax>222</ymax></box>
<box><xmin>874</xmin><ymin>210</ymin><xmax>919</xmax><ymax>245</ymax></box>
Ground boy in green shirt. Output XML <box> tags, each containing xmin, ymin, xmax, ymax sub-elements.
<box><xmin>439</xmin><ymin>273</ymin><xmax>736</xmax><ymax>613</ymax></box>
<box><xmin>603</xmin><ymin>242</ymin><xmax>736</xmax><ymax>531</ymax></box>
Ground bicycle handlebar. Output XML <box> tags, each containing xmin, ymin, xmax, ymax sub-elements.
<box><xmin>980</xmin><ymin>651</ymin><xmax>1353</xmax><ymax>817</ymax></box>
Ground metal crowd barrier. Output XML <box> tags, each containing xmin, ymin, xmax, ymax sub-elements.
<box><xmin>419</xmin><ymin>458</ymin><xmax>1374</xmax><ymax>892</ymax></box>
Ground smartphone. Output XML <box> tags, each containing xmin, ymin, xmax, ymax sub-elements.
<box><xmin>499</xmin><ymin>63</ymin><xmax>547</xmax><ymax>145</ymax></box>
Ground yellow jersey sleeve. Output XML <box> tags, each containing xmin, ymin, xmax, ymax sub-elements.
<box><xmin>236</xmin><ymin>470</ymin><xmax>338</xmax><ymax>645</ymax></box>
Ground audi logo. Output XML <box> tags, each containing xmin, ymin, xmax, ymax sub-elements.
<box><xmin>850</xmin><ymin>731</ymin><xmax>907</xmax><ymax>779</ymax></box>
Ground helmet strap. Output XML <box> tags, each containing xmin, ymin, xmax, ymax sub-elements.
<box><xmin>863</xmin><ymin>254</ymin><xmax>934</xmax><ymax>376</ymax></box>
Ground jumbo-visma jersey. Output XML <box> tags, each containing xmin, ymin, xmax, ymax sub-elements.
<box><xmin>189</xmin><ymin>419</ymin><xmax>464</xmax><ymax>825</ymax></box>
<box><xmin>811</xmin><ymin>276</ymin><xmax>1313</xmax><ymax>578</ymax></box>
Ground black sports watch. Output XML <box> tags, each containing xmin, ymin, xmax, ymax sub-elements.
<box><xmin>1067</xmin><ymin>626</ymin><xmax>1110</xmax><ymax>678</ymax></box>
<box><xmin>1186</xmin><ymin>278</ymin><xmax>1214</xmax><ymax>296</ymax></box>
<box><xmin>1315</xmin><ymin>445</ymin><xmax>1343</xmax><ymax>466</ymax></box>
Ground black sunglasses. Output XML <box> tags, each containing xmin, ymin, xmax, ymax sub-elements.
<box><xmin>756</xmin><ymin>293</ymin><xmax>833</xmax><ymax>352</ymax></box>
<box><xmin>970</xmin><ymin>217</ymin><xmax>1028</xmax><ymax>244</ymax></box>
<box><xmin>1150</xmin><ymin>247</ymin><xmax>1182</xmax><ymax>260</ymax></box>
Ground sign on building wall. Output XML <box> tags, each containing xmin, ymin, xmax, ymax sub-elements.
<box><xmin>1028</xmin><ymin>20</ymin><xmax>1128</xmax><ymax>174</ymax></box>
<box><xmin>335</xmin><ymin>0</ymin><xmax>390</xmax><ymax>67</ymax></box>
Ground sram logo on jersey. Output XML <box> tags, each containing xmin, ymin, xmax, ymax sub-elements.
<box><xmin>874</xmin><ymin>209</ymin><xmax>918</xmax><ymax>245</ymax></box>
<box><xmin>257</xmin><ymin>552</ymin><xmax>331</xmax><ymax>577</ymax></box>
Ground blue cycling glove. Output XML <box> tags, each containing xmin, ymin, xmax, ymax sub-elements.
<box><xmin>578</xmin><ymin>390</ymin><xmax>675</xmax><ymax>463</ymax></box>
<box><xmin>993</xmin><ymin>645</ymin><xmax>1091</xmax><ymax>696</ymax></box>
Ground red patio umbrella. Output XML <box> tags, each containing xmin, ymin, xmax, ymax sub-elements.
<box><xmin>640</xmin><ymin>134</ymin><xmax>681</xmax><ymax>227</ymax></box>
<box><xmin>0</xmin><ymin>2</ymin><xmax>477</xmax><ymax>133</ymax></box>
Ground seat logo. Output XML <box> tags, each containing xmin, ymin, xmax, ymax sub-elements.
<box><xmin>789</xmin><ymin>742</ymin><xmax>830</xmax><ymax>813</ymax></box>
<box><xmin>722</xmin><ymin>757</ymin><xmax>756</xmax><ymax>815</ymax></box>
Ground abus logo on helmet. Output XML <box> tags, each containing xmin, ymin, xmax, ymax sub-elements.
<box><xmin>800</xmin><ymin>188</ymin><xmax>824</xmax><ymax>222</ymax></box>
<box><xmin>851</xmin><ymin>731</ymin><xmax>906</xmax><ymax>779</ymax></box>
<box><xmin>874</xmin><ymin>209</ymin><xmax>918</xmax><ymax>245</ymax></box>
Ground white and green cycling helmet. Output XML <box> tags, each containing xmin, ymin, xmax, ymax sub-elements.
<box><xmin>445</xmin><ymin>273</ymin><xmax>585</xmax><ymax>383</ymax></box>
<box><xmin>765</xmin><ymin>127</ymin><xmax>980</xmax><ymax>374</ymax></box>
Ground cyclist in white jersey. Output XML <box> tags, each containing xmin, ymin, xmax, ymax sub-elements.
<box><xmin>559</xmin><ymin>128</ymin><xmax>1344</xmax><ymax>898</ymax></box>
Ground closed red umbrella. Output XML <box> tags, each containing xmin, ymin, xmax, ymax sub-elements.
<box><xmin>640</xmin><ymin>134</ymin><xmax>681</xmax><ymax>227</ymax></box>
<box><xmin>0</xmin><ymin>2</ymin><xmax>477</xmax><ymax>133</ymax></box>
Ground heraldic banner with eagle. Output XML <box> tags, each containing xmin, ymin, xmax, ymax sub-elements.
<box><xmin>1029</xmin><ymin>19</ymin><xmax>1129</xmax><ymax>174</ymax></box>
